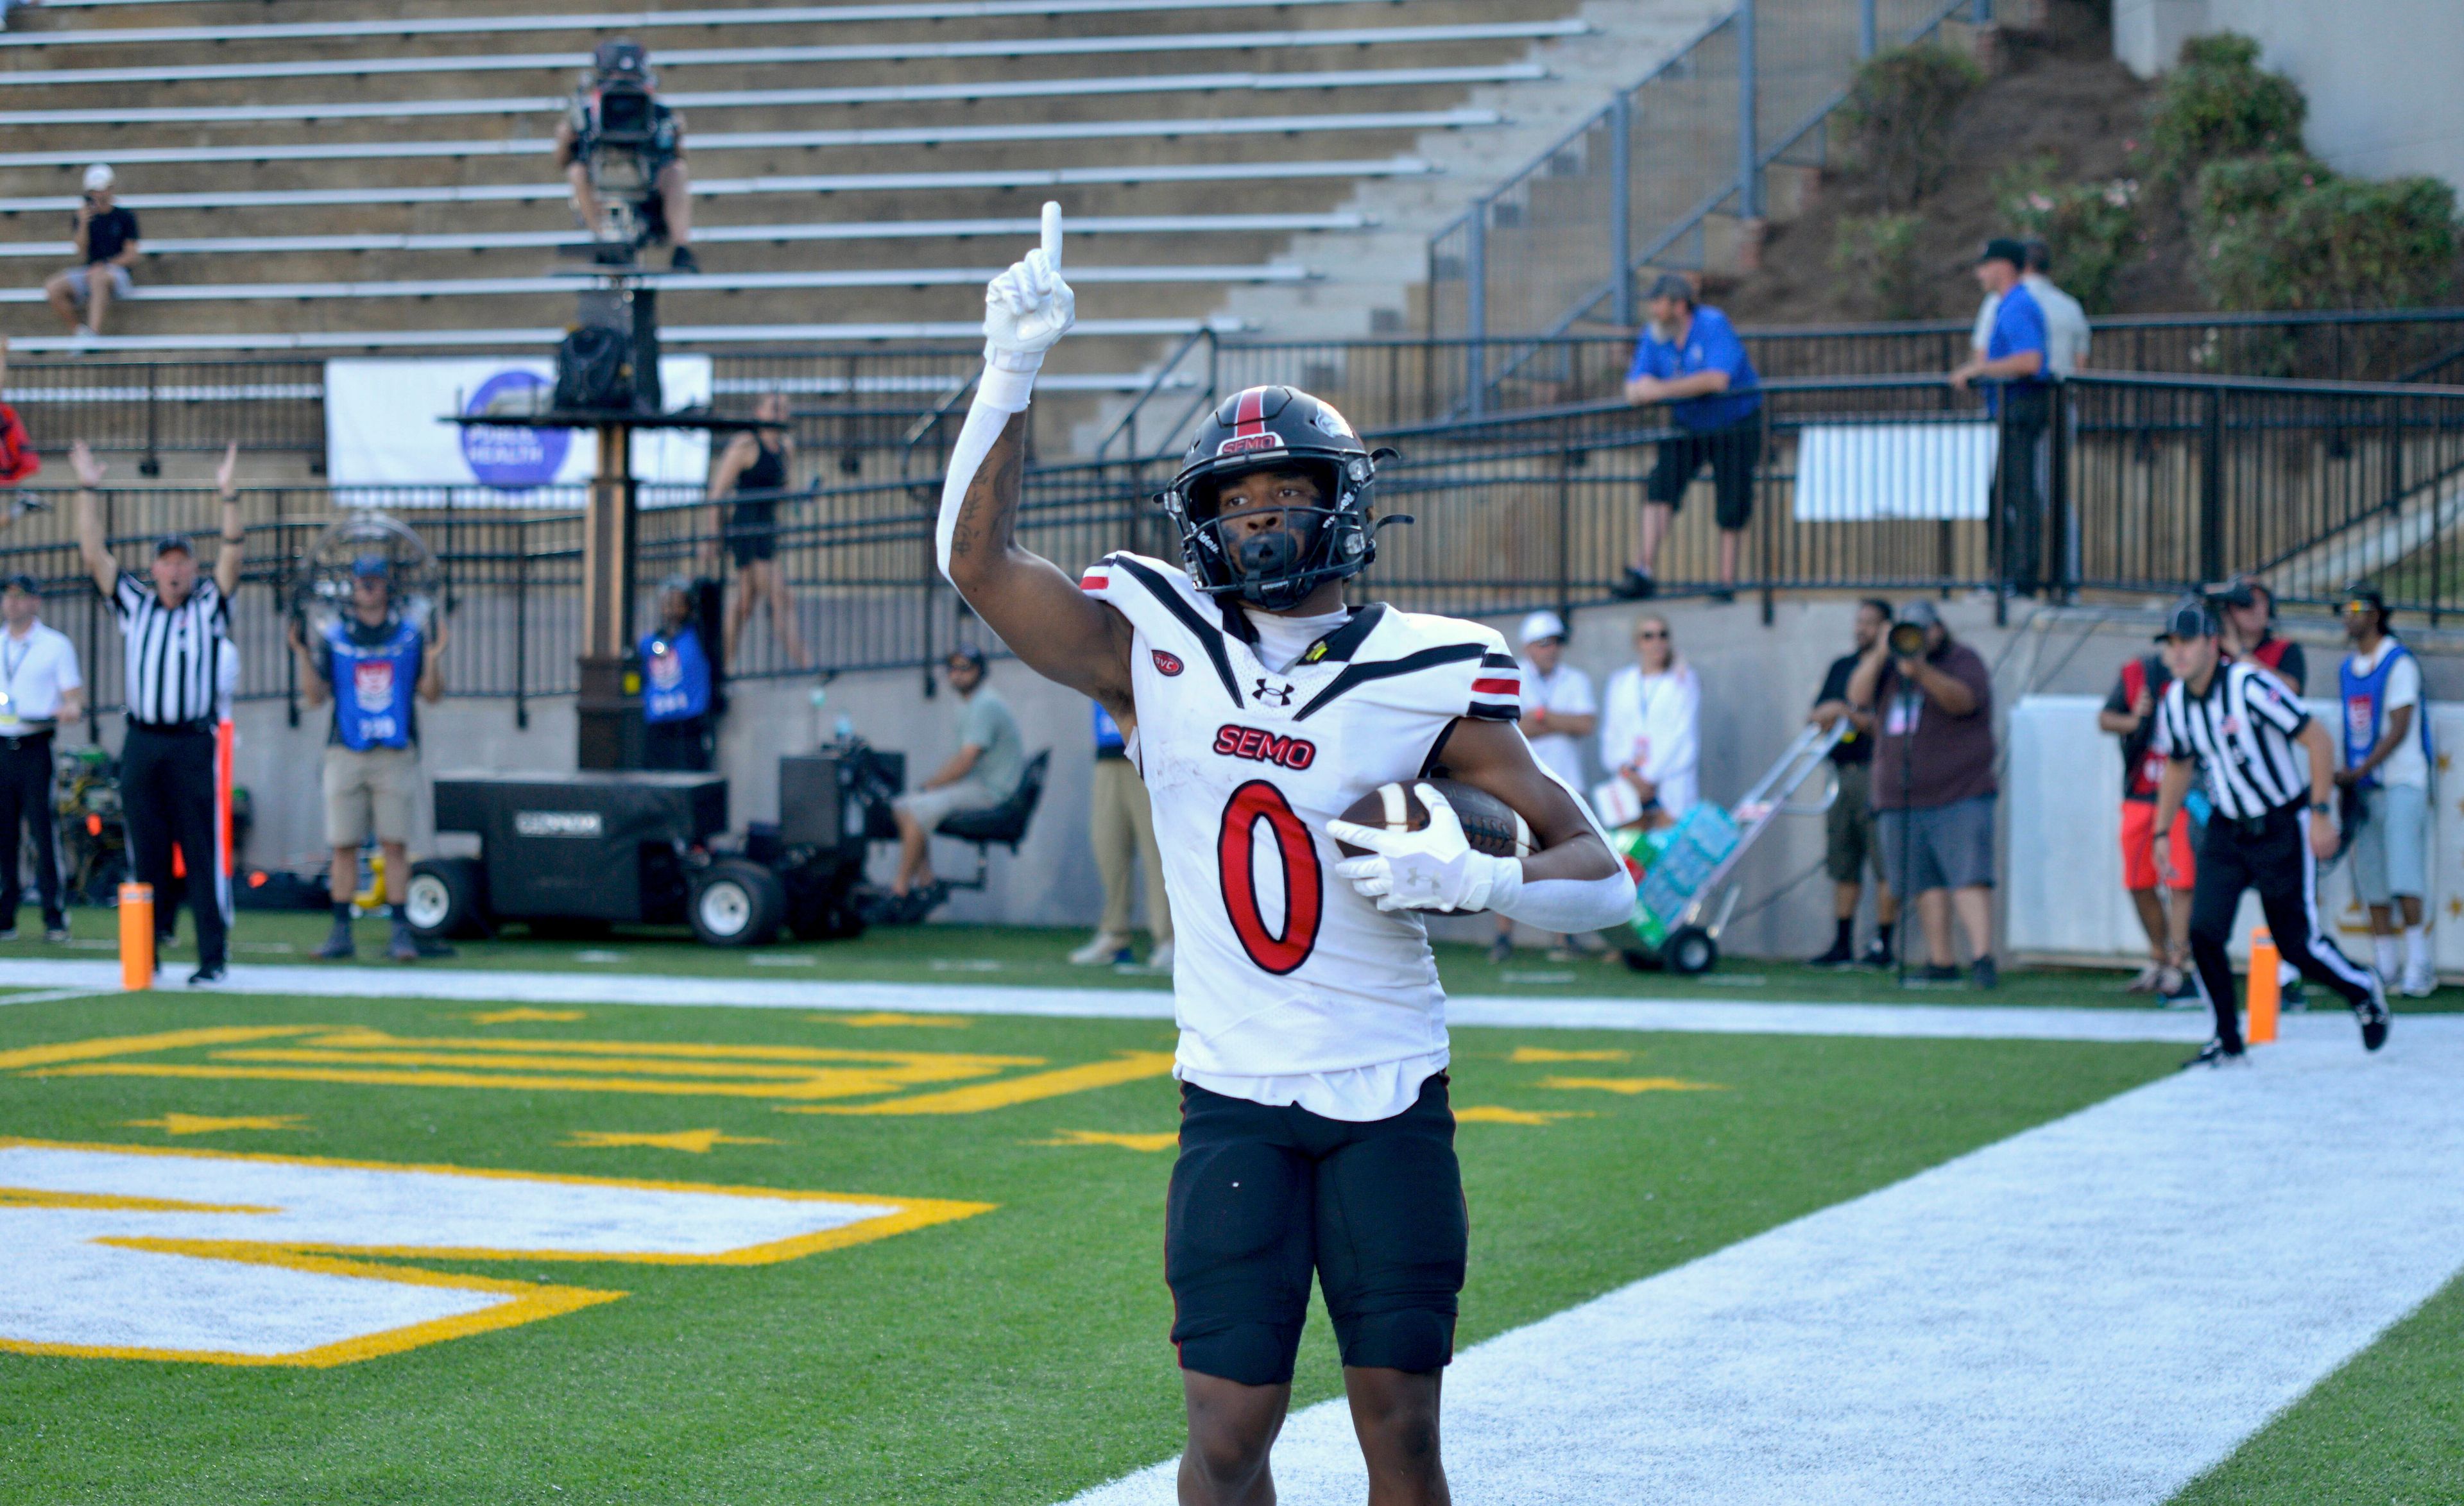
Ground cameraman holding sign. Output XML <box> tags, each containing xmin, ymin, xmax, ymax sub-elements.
<box><xmin>1847</xmin><ymin>601</ymin><xmax>1999</xmax><ymax>988</ymax></box>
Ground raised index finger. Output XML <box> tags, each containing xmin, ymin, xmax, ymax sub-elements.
<box><xmin>1040</xmin><ymin>200</ymin><xmax>1063</xmax><ymax>272</ymax></box>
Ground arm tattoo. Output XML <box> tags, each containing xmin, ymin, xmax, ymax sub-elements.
<box><xmin>948</xmin><ymin>421</ymin><xmax>1022</xmax><ymax>563</ymax></box>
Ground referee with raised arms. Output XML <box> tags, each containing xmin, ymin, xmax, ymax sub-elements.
<box><xmin>71</xmin><ymin>439</ymin><xmax>242</xmax><ymax>985</ymax></box>
<box><xmin>2147</xmin><ymin>600</ymin><xmax>2390</xmax><ymax>1066</ymax></box>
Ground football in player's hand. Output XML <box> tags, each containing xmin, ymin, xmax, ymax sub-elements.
<box><xmin>1333</xmin><ymin>778</ymin><xmax>1536</xmax><ymax>862</ymax></box>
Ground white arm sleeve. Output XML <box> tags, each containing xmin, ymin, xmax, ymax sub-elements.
<box><xmin>1485</xmin><ymin>739</ymin><xmax>1637</xmax><ymax>932</ymax></box>
<box><xmin>933</xmin><ymin>352</ymin><xmax>1038</xmax><ymax>583</ymax></box>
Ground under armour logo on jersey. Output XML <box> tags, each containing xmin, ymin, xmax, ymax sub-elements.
<box><xmin>1253</xmin><ymin>678</ymin><xmax>1296</xmax><ymax>706</ymax></box>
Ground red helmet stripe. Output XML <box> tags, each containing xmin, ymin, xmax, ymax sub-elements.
<box><xmin>1233</xmin><ymin>388</ymin><xmax>1267</xmax><ymax>438</ymax></box>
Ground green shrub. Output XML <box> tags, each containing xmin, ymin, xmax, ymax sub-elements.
<box><xmin>1836</xmin><ymin>45</ymin><xmax>1984</xmax><ymax>210</ymax></box>
<box><xmin>1831</xmin><ymin>213</ymin><xmax>1928</xmax><ymax>320</ymax></box>
<box><xmin>2150</xmin><ymin>31</ymin><xmax>2306</xmax><ymax>191</ymax></box>
<box><xmin>1997</xmin><ymin>162</ymin><xmax>2144</xmax><ymax>314</ymax></box>
<box><xmin>2200</xmin><ymin>172</ymin><xmax>2460</xmax><ymax>312</ymax></box>
<box><xmin>2193</xmin><ymin>151</ymin><xmax>2330</xmax><ymax>227</ymax></box>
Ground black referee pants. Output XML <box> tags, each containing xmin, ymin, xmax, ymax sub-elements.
<box><xmin>0</xmin><ymin>732</ymin><xmax>64</xmax><ymax>930</ymax></box>
<box><xmin>2187</xmin><ymin>803</ymin><xmax>2375</xmax><ymax>1051</ymax></box>
<box><xmin>121</xmin><ymin>723</ymin><xmax>227</xmax><ymax>967</ymax></box>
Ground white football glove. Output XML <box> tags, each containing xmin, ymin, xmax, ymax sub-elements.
<box><xmin>1328</xmin><ymin>783</ymin><xmax>1518</xmax><ymax>914</ymax></box>
<box><xmin>982</xmin><ymin>201</ymin><xmax>1075</xmax><ymax>374</ymax></box>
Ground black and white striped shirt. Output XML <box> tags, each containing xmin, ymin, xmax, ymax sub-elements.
<box><xmin>111</xmin><ymin>571</ymin><xmax>229</xmax><ymax>728</ymax></box>
<box><xmin>2155</xmin><ymin>659</ymin><xmax>2312</xmax><ymax>819</ymax></box>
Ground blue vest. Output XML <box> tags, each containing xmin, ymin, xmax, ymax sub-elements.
<box><xmin>326</xmin><ymin>617</ymin><xmax>421</xmax><ymax>751</ymax></box>
<box><xmin>2338</xmin><ymin>639</ymin><xmax>2431</xmax><ymax>789</ymax></box>
<box><xmin>1092</xmin><ymin>701</ymin><xmax>1125</xmax><ymax>754</ymax></box>
<box><xmin>641</xmin><ymin>624</ymin><xmax>711</xmax><ymax>723</ymax></box>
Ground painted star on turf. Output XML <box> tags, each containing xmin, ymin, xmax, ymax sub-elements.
<box><xmin>123</xmin><ymin>1113</ymin><xmax>307</xmax><ymax>1136</ymax></box>
<box><xmin>464</xmin><ymin>1008</ymin><xmax>586</xmax><ymax>1025</ymax></box>
<box><xmin>813</xmin><ymin>1012</ymin><xmax>971</xmax><ymax>1029</ymax></box>
<box><xmin>1539</xmin><ymin>1075</ymin><xmax>1726</xmax><ymax>1095</ymax></box>
<box><xmin>1035</xmin><ymin>1129</ymin><xmax>1179</xmax><ymax>1152</ymax></box>
<box><xmin>561</xmin><ymin>1129</ymin><xmax>778</xmax><ymax>1154</ymax></box>
<box><xmin>1455</xmin><ymin>1106</ymin><xmax>1595</xmax><ymax>1126</ymax></box>
<box><xmin>1509</xmin><ymin>1047</ymin><xmax>1632</xmax><ymax>1063</ymax></box>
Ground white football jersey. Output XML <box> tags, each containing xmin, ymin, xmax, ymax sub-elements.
<box><xmin>1079</xmin><ymin>552</ymin><xmax>1521</xmax><ymax>1106</ymax></box>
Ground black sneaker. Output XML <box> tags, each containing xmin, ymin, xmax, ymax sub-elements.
<box><xmin>1808</xmin><ymin>940</ymin><xmax>1856</xmax><ymax>968</ymax></box>
<box><xmin>43</xmin><ymin>925</ymin><xmax>70</xmax><ymax>943</ymax></box>
<box><xmin>187</xmin><ymin>961</ymin><xmax>227</xmax><ymax>988</ymax></box>
<box><xmin>2280</xmin><ymin>979</ymin><xmax>2307</xmax><ymax>1013</ymax></box>
<box><xmin>388</xmin><ymin>922</ymin><xmax>420</xmax><ymax>964</ymax></box>
<box><xmin>1709</xmin><ymin>587</ymin><xmax>1736</xmax><ymax>604</ymax></box>
<box><xmin>2355</xmin><ymin>975</ymin><xmax>2391</xmax><ymax>1052</ymax></box>
<box><xmin>1609</xmin><ymin>568</ymin><xmax>1656</xmax><ymax>601</ymax></box>
<box><xmin>316</xmin><ymin>919</ymin><xmax>355</xmax><ymax>961</ymax></box>
<box><xmin>1858</xmin><ymin>939</ymin><xmax>1894</xmax><ymax>968</ymax></box>
<box><xmin>1486</xmin><ymin>934</ymin><xmax>1514</xmax><ymax>964</ymax></box>
<box><xmin>1906</xmin><ymin>963</ymin><xmax>1961</xmax><ymax>986</ymax></box>
<box><xmin>669</xmin><ymin>244</ymin><xmax>700</xmax><ymax>274</ymax></box>
<box><xmin>1971</xmin><ymin>957</ymin><xmax>1999</xmax><ymax>991</ymax></box>
<box><xmin>413</xmin><ymin>934</ymin><xmax>458</xmax><ymax>959</ymax></box>
<box><xmin>2180</xmin><ymin>1038</ymin><xmax>2249</xmax><ymax>1070</ymax></box>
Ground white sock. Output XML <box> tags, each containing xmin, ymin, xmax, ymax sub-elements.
<box><xmin>2404</xmin><ymin>925</ymin><xmax>2430</xmax><ymax>974</ymax></box>
<box><xmin>2374</xmin><ymin>936</ymin><xmax>2402</xmax><ymax>980</ymax></box>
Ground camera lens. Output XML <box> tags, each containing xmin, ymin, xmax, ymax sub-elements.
<box><xmin>1888</xmin><ymin>622</ymin><xmax>1927</xmax><ymax>656</ymax></box>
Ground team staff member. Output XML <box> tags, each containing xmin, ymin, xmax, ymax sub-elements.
<box><xmin>1068</xmin><ymin>700</ymin><xmax>1174</xmax><ymax>971</ymax></box>
<box><xmin>2100</xmin><ymin>644</ymin><xmax>2197</xmax><ymax>1001</ymax></box>
<box><xmin>0</xmin><ymin>574</ymin><xmax>83</xmax><ymax>941</ymax></box>
<box><xmin>72</xmin><ymin>439</ymin><xmax>239</xmax><ymax>985</ymax></box>
<box><xmin>2334</xmin><ymin>586</ymin><xmax>2436</xmax><ymax>997</ymax></box>
<box><xmin>287</xmin><ymin>556</ymin><xmax>449</xmax><ymax>963</ymax></box>
<box><xmin>2217</xmin><ymin>576</ymin><xmax>2304</xmax><ymax>692</ymax></box>
<box><xmin>1808</xmin><ymin>599</ymin><xmax>1896</xmax><ymax>968</ymax></box>
<box><xmin>1614</xmin><ymin>273</ymin><xmax>1762</xmax><ymax>603</ymax></box>
<box><xmin>1951</xmin><ymin>239</ymin><xmax>2052</xmax><ymax>593</ymax></box>
<box><xmin>2148</xmin><ymin>601</ymin><xmax>2389</xmax><ymax>1066</ymax></box>
<box><xmin>1494</xmin><ymin>609</ymin><xmax>1599</xmax><ymax>961</ymax></box>
<box><xmin>640</xmin><ymin>579</ymin><xmax>714</xmax><ymax>771</ymax></box>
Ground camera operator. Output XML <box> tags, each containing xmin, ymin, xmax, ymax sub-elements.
<box><xmin>44</xmin><ymin>165</ymin><xmax>141</xmax><ymax>345</ymax></box>
<box><xmin>1847</xmin><ymin>600</ymin><xmax>1999</xmax><ymax>988</ymax></box>
<box><xmin>554</xmin><ymin>39</ymin><xmax>697</xmax><ymax>273</ymax></box>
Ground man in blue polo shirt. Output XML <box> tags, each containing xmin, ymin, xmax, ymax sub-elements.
<box><xmin>1614</xmin><ymin>273</ymin><xmax>1762</xmax><ymax>604</ymax></box>
<box><xmin>1951</xmin><ymin>238</ymin><xmax>2053</xmax><ymax>594</ymax></box>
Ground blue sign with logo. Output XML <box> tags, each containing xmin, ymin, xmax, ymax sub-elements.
<box><xmin>458</xmin><ymin>370</ymin><xmax>570</xmax><ymax>490</ymax></box>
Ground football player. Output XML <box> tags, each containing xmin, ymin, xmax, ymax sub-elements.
<box><xmin>937</xmin><ymin>205</ymin><xmax>1637</xmax><ymax>1505</ymax></box>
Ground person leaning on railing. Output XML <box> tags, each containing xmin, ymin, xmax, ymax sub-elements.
<box><xmin>1613</xmin><ymin>272</ymin><xmax>1762</xmax><ymax>605</ymax></box>
<box><xmin>1950</xmin><ymin>238</ymin><xmax>2053</xmax><ymax>595</ymax></box>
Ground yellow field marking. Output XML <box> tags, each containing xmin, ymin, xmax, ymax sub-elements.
<box><xmin>1454</xmin><ymin>1106</ymin><xmax>1596</xmax><ymax>1125</ymax></box>
<box><xmin>123</xmin><ymin>1113</ymin><xmax>307</xmax><ymax>1136</ymax></box>
<box><xmin>463</xmin><ymin>1008</ymin><xmax>586</xmax><ymax>1025</ymax></box>
<box><xmin>0</xmin><ymin>1185</ymin><xmax>277</xmax><ymax>1213</ymax></box>
<box><xmin>0</xmin><ymin>1025</ymin><xmax>319</xmax><ymax>1072</ymax></box>
<box><xmin>40</xmin><ymin>1061</ymin><xmax>1005</xmax><ymax>1102</ymax></box>
<box><xmin>814</xmin><ymin>1012</ymin><xmax>971</xmax><ymax>1029</ymax></box>
<box><xmin>561</xmin><ymin>1129</ymin><xmax>778</xmax><ymax>1154</ymax></box>
<box><xmin>1035</xmin><ymin>1129</ymin><xmax>1179</xmax><ymax>1152</ymax></box>
<box><xmin>785</xmin><ymin>1050</ymin><xmax>1177</xmax><ymax>1117</ymax></box>
<box><xmin>1509</xmin><ymin>1047</ymin><xmax>1633</xmax><ymax>1064</ymax></box>
<box><xmin>1538</xmin><ymin>1076</ymin><xmax>1727</xmax><ymax>1095</ymax></box>
<box><xmin>285</xmin><ymin>1029</ymin><xmax>1038</xmax><ymax>1068</ymax></box>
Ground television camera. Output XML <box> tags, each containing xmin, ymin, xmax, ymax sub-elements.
<box><xmin>567</xmin><ymin>39</ymin><xmax>680</xmax><ymax>267</ymax></box>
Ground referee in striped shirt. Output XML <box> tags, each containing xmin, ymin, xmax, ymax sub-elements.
<box><xmin>2148</xmin><ymin>599</ymin><xmax>2390</xmax><ymax>1066</ymax></box>
<box><xmin>71</xmin><ymin>440</ymin><xmax>241</xmax><ymax>985</ymax></box>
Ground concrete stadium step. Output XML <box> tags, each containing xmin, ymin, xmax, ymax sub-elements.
<box><xmin>2</xmin><ymin>316</ymin><xmax>1236</xmax><ymax>355</ymax></box>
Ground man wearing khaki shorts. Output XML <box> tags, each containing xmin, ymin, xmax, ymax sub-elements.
<box><xmin>287</xmin><ymin>556</ymin><xmax>447</xmax><ymax>963</ymax></box>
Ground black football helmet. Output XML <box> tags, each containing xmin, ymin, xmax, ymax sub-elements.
<box><xmin>1156</xmin><ymin>385</ymin><xmax>1403</xmax><ymax>611</ymax></box>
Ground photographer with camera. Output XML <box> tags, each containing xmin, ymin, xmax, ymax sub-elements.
<box><xmin>554</xmin><ymin>40</ymin><xmax>696</xmax><ymax>273</ymax></box>
<box><xmin>44</xmin><ymin>166</ymin><xmax>141</xmax><ymax>346</ymax></box>
<box><xmin>1847</xmin><ymin>601</ymin><xmax>1999</xmax><ymax>988</ymax></box>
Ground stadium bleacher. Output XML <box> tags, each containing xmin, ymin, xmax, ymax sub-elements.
<box><xmin>0</xmin><ymin>0</ymin><xmax>1594</xmax><ymax>366</ymax></box>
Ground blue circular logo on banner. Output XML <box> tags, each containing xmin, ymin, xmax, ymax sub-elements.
<box><xmin>459</xmin><ymin>370</ymin><xmax>569</xmax><ymax>490</ymax></box>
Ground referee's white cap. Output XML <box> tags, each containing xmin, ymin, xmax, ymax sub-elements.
<box><xmin>1518</xmin><ymin>610</ymin><xmax>1568</xmax><ymax>647</ymax></box>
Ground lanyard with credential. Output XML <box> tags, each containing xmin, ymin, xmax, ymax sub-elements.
<box><xmin>0</xmin><ymin>631</ymin><xmax>35</xmax><ymax>726</ymax></box>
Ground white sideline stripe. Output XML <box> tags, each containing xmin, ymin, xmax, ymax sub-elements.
<box><xmin>4</xmin><ymin>957</ymin><xmax>2446</xmax><ymax>1047</ymax></box>
<box><xmin>0</xmin><ymin>212</ymin><xmax>1373</xmax><ymax>261</ymax></box>
<box><xmin>0</xmin><ymin>987</ymin><xmax>108</xmax><ymax>1007</ymax></box>
<box><xmin>0</xmin><ymin>21</ymin><xmax>1590</xmax><ymax>87</ymax></box>
<box><xmin>0</xmin><ymin>316</ymin><xmax>1241</xmax><ymax>354</ymax></box>
<box><xmin>0</xmin><ymin>64</ymin><xmax>1544</xmax><ymax>125</ymax></box>
<box><xmin>0</xmin><ymin>0</ymin><xmax>1407</xmax><ymax>47</ymax></box>
<box><xmin>0</xmin><ymin>263</ymin><xmax>1310</xmax><ymax>305</ymax></box>
<box><xmin>0</xmin><ymin>107</ymin><xmax>1502</xmax><ymax>169</ymax></box>
<box><xmin>0</xmin><ymin>155</ymin><xmax>1433</xmax><ymax>215</ymax></box>
<box><xmin>1064</xmin><ymin>1031</ymin><xmax>2464</xmax><ymax>1506</ymax></box>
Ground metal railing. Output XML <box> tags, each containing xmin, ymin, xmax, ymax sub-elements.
<box><xmin>15</xmin><ymin>366</ymin><xmax>2464</xmax><ymax>726</ymax></box>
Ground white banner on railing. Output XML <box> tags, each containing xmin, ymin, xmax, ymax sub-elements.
<box><xmin>1792</xmin><ymin>420</ymin><xmax>1998</xmax><ymax>522</ymax></box>
<box><xmin>323</xmin><ymin>356</ymin><xmax>713</xmax><ymax>505</ymax></box>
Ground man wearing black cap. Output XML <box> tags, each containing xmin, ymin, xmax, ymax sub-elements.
<box><xmin>1951</xmin><ymin>239</ymin><xmax>2053</xmax><ymax>594</ymax></box>
<box><xmin>0</xmin><ymin>572</ymin><xmax>83</xmax><ymax>942</ymax></box>
<box><xmin>2215</xmin><ymin>574</ymin><xmax>2304</xmax><ymax>693</ymax></box>
<box><xmin>2147</xmin><ymin>599</ymin><xmax>2390</xmax><ymax>1066</ymax></box>
<box><xmin>1614</xmin><ymin>273</ymin><xmax>1762</xmax><ymax>603</ymax></box>
<box><xmin>72</xmin><ymin>438</ymin><xmax>242</xmax><ymax>984</ymax></box>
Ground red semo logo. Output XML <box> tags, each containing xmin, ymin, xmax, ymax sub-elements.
<box><xmin>1213</xmin><ymin>724</ymin><xmax>1317</xmax><ymax>770</ymax></box>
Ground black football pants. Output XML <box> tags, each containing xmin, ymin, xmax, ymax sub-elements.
<box><xmin>120</xmin><ymin>724</ymin><xmax>227</xmax><ymax>967</ymax></box>
<box><xmin>2187</xmin><ymin>803</ymin><xmax>2374</xmax><ymax>1050</ymax></box>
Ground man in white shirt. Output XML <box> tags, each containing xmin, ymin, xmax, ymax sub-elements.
<box><xmin>1595</xmin><ymin>613</ymin><xmax>1700</xmax><ymax>828</ymax></box>
<box><xmin>1971</xmin><ymin>237</ymin><xmax>2090</xmax><ymax>378</ymax></box>
<box><xmin>2334</xmin><ymin>586</ymin><xmax>2436</xmax><ymax>996</ymax></box>
<box><xmin>1492</xmin><ymin>609</ymin><xmax>1599</xmax><ymax>961</ymax></box>
<box><xmin>0</xmin><ymin>572</ymin><xmax>84</xmax><ymax>941</ymax></box>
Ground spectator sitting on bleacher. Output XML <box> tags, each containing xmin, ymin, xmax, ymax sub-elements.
<box><xmin>889</xmin><ymin>647</ymin><xmax>1024</xmax><ymax>902</ymax></box>
<box><xmin>555</xmin><ymin>39</ymin><xmax>697</xmax><ymax>273</ymax></box>
<box><xmin>43</xmin><ymin>166</ymin><xmax>140</xmax><ymax>347</ymax></box>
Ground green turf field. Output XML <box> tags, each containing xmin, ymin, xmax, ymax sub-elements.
<box><xmin>0</xmin><ymin>981</ymin><xmax>2183</xmax><ymax>1505</ymax></box>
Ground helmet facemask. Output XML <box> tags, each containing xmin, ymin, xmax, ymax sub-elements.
<box><xmin>1186</xmin><ymin>465</ymin><xmax>1346</xmax><ymax>612</ymax></box>
<box><xmin>1157</xmin><ymin>386</ymin><xmax>1403</xmax><ymax>612</ymax></box>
